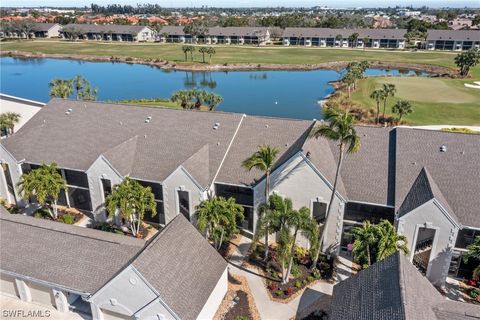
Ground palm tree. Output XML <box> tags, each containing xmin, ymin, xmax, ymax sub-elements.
<box><xmin>463</xmin><ymin>236</ymin><xmax>480</xmax><ymax>280</ymax></box>
<box><xmin>203</xmin><ymin>92</ymin><xmax>223</xmax><ymax>111</ymax></box>
<box><xmin>182</xmin><ymin>45</ymin><xmax>190</xmax><ymax>61</ymax></box>
<box><xmin>370</xmin><ymin>89</ymin><xmax>386</xmax><ymax>124</ymax></box>
<box><xmin>17</xmin><ymin>163</ymin><xmax>67</xmax><ymax>220</ymax></box>
<box><xmin>335</xmin><ymin>34</ymin><xmax>343</xmax><ymax>47</ymax></box>
<box><xmin>454</xmin><ymin>49</ymin><xmax>480</xmax><ymax>77</ymax></box>
<box><xmin>375</xmin><ymin>220</ymin><xmax>409</xmax><ymax>261</ymax></box>
<box><xmin>171</xmin><ymin>90</ymin><xmax>194</xmax><ymax>109</ymax></box>
<box><xmin>242</xmin><ymin>145</ymin><xmax>279</xmax><ymax>259</ymax></box>
<box><xmin>49</xmin><ymin>79</ymin><xmax>73</xmax><ymax>99</ymax></box>
<box><xmin>392</xmin><ymin>100</ymin><xmax>413</xmax><ymax>124</ymax></box>
<box><xmin>348</xmin><ymin>32</ymin><xmax>359</xmax><ymax>48</ymax></box>
<box><xmin>199</xmin><ymin>46</ymin><xmax>208</xmax><ymax>63</ymax></box>
<box><xmin>342</xmin><ymin>72</ymin><xmax>355</xmax><ymax>98</ymax></box>
<box><xmin>207</xmin><ymin>47</ymin><xmax>216</xmax><ymax>63</ymax></box>
<box><xmin>105</xmin><ymin>177</ymin><xmax>156</xmax><ymax>237</ymax></box>
<box><xmin>283</xmin><ymin>207</ymin><xmax>315</xmax><ymax>283</ymax></box>
<box><xmin>362</xmin><ymin>37</ymin><xmax>369</xmax><ymax>50</ymax></box>
<box><xmin>252</xmin><ymin>201</ymin><xmax>278</xmax><ymax>256</ymax></box>
<box><xmin>309</xmin><ymin>108</ymin><xmax>360</xmax><ymax>267</ymax></box>
<box><xmin>73</xmin><ymin>75</ymin><xmax>87</xmax><ymax>99</ymax></box>
<box><xmin>195</xmin><ymin>196</ymin><xmax>244</xmax><ymax>250</ymax></box>
<box><xmin>381</xmin><ymin>83</ymin><xmax>396</xmax><ymax>120</ymax></box>
<box><xmin>352</xmin><ymin>220</ymin><xmax>377</xmax><ymax>268</ymax></box>
<box><xmin>0</xmin><ymin>112</ymin><xmax>21</xmax><ymax>136</ymax></box>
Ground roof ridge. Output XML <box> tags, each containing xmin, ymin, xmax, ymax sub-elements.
<box><xmin>397</xmin><ymin>253</ymin><xmax>409</xmax><ymax>320</ymax></box>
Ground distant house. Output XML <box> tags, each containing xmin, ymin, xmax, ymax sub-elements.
<box><xmin>330</xmin><ymin>252</ymin><xmax>480</xmax><ymax>320</ymax></box>
<box><xmin>60</xmin><ymin>23</ymin><xmax>155</xmax><ymax>42</ymax></box>
<box><xmin>426</xmin><ymin>29</ymin><xmax>480</xmax><ymax>50</ymax></box>
<box><xmin>157</xmin><ymin>26</ymin><xmax>271</xmax><ymax>45</ymax></box>
<box><xmin>0</xmin><ymin>209</ymin><xmax>228</xmax><ymax>320</ymax></box>
<box><xmin>0</xmin><ymin>94</ymin><xmax>44</xmax><ymax>137</ymax></box>
<box><xmin>0</xmin><ymin>22</ymin><xmax>61</xmax><ymax>39</ymax></box>
<box><xmin>282</xmin><ymin>27</ymin><xmax>407</xmax><ymax>49</ymax></box>
<box><xmin>1</xmin><ymin>98</ymin><xmax>479</xmax><ymax>287</ymax></box>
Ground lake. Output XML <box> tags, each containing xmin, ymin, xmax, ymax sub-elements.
<box><xmin>0</xmin><ymin>57</ymin><xmax>426</xmax><ymax>120</ymax></box>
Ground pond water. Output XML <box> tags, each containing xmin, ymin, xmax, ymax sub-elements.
<box><xmin>0</xmin><ymin>57</ymin><xmax>426</xmax><ymax>120</ymax></box>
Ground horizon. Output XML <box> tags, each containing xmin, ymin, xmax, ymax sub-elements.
<box><xmin>2</xmin><ymin>0</ymin><xmax>480</xmax><ymax>9</ymax></box>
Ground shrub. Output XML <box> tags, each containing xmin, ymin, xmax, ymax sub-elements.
<box><xmin>275</xmin><ymin>290</ymin><xmax>284</xmax><ymax>297</ymax></box>
<box><xmin>59</xmin><ymin>213</ymin><xmax>75</xmax><ymax>225</ymax></box>
<box><xmin>33</xmin><ymin>208</ymin><xmax>50</xmax><ymax>219</ymax></box>
<box><xmin>319</xmin><ymin>262</ymin><xmax>330</xmax><ymax>271</ymax></box>
<box><xmin>285</xmin><ymin>287</ymin><xmax>293</xmax><ymax>296</ymax></box>
<box><xmin>307</xmin><ymin>276</ymin><xmax>315</xmax><ymax>283</ymax></box>
<box><xmin>313</xmin><ymin>268</ymin><xmax>321</xmax><ymax>279</ymax></box>
<box><xmin>295</xmin><ymin>246</ymin><xmax>309</xmax><ymax>259</ymax></box>
<box><xmin>234</xmin><ymin>316</ymin><xmax>249</xmax><ymax>320</ymax></box>
<box><xmin>291</xmin><ymin>263</ymin><xmax>301</xmax><ymax>278</ymax></box>
<box><xmin>125</xmin><ymin>57</ymin><xmax>133</xmax><ymax>62</ymax></box>
<box><xmin>470</xmin><ymin>288</ymin><xmax>480</xmax><ymax>299</ymax></box>
<box><xmin>295</xmin><ymin>280</ymin><xmax>303</xmax><ymax>288</ymax></box>
<box><xmin>267</xmin><ymin>282</ymin><xmax>278</xmax><ymax>291</ymax></box>
<box><xmin>303</xmin><ymin>279</ymin><xmax>308</xmax><ymax>286</ymax></box>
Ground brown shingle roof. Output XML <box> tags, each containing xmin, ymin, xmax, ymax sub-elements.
<box><xmin>282</xmin><ymin>28</ymin><xmax>407</xmax><ymax>39</ymax></box>
<box><xmin>426</xmin><ymin>29</ymin><xmax>480</xmax><ymax>41</ymax></box>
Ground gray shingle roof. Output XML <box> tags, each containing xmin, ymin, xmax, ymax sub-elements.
<box><xmin>215</xmin><ymin>115</ymin><xmax>313</xmax><ymax>186</ymax></box>
<box><xmin>426</xmin><ymin>29</ymin><xmax>480</xmax><ymax>42</ymax></box>
<box><xmin>132</xmin><ymin>215</ymin><xmax>227</xmax><ymax>320</ymax></box>
<box><xmin>394</xmin><ymin>128</ymin><xmax>480</xmax><ymax>227</ymax></box>
<box><xmin>282</xmin><ymin>28</ymin><xmax>407</xmax><ymax>39</ymax></box>
<box><xmin>2</xmin><ymin>99</ymin><xmax>243</xmax><ymax>189</ymax></box>
<box><xmin>0</xmin><ymin>209</ymin><xmax>144</xmax><ymax>294</ymax></box>
<box><xmin>32</xmin><ymin>23</ymin><xmax>60</xmax><ymax>32</ymax></box>
<box><xmin>61</xmin><ymin>24</ymin><xmax>151</xmax><ymax>35</ymax></box>
<box><xmin>330</xmin><ymin>252</ymin><xmax>480</xmax><ymax>320</ymax></box>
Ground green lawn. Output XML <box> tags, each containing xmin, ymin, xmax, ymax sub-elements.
<box><xmin>351</xmin><ymin>75</ymin><xmax>480</xmax><ymax>125</ymax></box>
<box><xmin>0</xmin><ymin>39</ymin><xmax>465</xmax><ymax>68</ymax></box>
<box><xmin>113</xmin><ymin>98</ymin><xmax>181</xmax><ymax>109</ymax></box>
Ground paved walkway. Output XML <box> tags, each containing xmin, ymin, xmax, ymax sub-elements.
<box><xmin>227</xmin><ymin>236</ymin><xmax>337</xmax><ymax>320</ymax></box>
<box><xmin>0</xmin><ymin>294</ymin><xmax>90</xmax><ymax>320</ymax></box>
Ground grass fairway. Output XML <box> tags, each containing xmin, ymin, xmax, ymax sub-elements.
<box><xmin>351</xmin><ymin>76</ymin><xmax>480</xmax><ymax>125</ymax></box>
<box><xmin>0</xmin><ymin>39</ymin><xmax>464</xmax><ymax>68</ymax></box>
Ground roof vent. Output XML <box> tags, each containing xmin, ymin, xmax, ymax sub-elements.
<box><xmin>119</xmin><ymin>121</ymin><xmax>123</xmax><ymax>125</ymax></box>
<box><xmin>440</xmin><ymin>145</ymin><xmax>447</xmax><ymax>152</ymax></box>
<box><xmin>65</xmin><ymin>111</ymin><xmax>70</xmax><ymax>115</ymax></box>
<box><xmin>213</xmin><ymin>122</ymin><xmax>220</xmax><ymax>130</ymax></box>
<box><xmin>147</xmin><ymin>116</ymin><xmax>152</xmax><ymax>120</ymax></box>
<box><xmin>144</xmin><ymin>134</ymin><xmax>147</xmax><ymax>139</ymax></box>
<box><xmin>265</xmin><ymin>124</ymin><xmax>269</xmax><ymax>128</ymax></box>
<box><xmin>67</xmin><ymin>108</ymin><xmax>72</xmax><ymax>112</ymax></box>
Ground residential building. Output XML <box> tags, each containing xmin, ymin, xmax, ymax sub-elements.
<box><xmin>60</xmin><ymin>24</ymin><xmax>155</xmax><ymax>42</ymax></box>
<box><xmin>1</xmin><ymin>98</ymin><xmax>479</xmax><ymax>287</ymax></box>
<box><xmin>156</xmin><ymin>26</ymin><xmax>271</xmax><ymax>45</ymax></box>
<box><xmin>0</xmin><ymin>94</ymin><xmax>44</xmax><ymax>137</ymax></box>
<box><xmin>0</xmin><ymin>208</ymin><xmax>228</xmax><ymax>320</ymax></box>
<box><xmin>426</xmin><ymin>29</ymin><xmax>480</xmax><ymax>50</ymax></box>
<box><xmin>330</xmin><ymin>252</ymin><xmax>480</xmax><ymax>319</ymax></box>
<box><xmin>282</xmin><ymin>28</ymin><xmax>407</xmax><ymax>49</ymax></box>
<box><xmin>0</xmin><ymin>22</ymin><xmax>61</xmax><ymax>38</ymax></box>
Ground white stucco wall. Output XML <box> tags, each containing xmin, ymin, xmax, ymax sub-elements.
<box><xmin>196</xmin><ymin>267</ymin><xmax>228</xmax><ymax>320</ymax></box>
<box><xmin>254</xmin><ymin>153</ymin><xmax>345</xmax><ymax>253</ymax></box>
<box><xmin>86</xmin><ymin>156</ymin><xmax>124</xmax><ymax>221</ymax></box>
<box><xmin>47</xmin><ymin>24</ymin><xmax>61</xmax><ymax>38</ymax></box>
<box><xmin>0</xmin><ymin>94</ymin><xmax>44</xmax><ymax>133</ymax></box>
<box><xmin>0</xmin><ymin>144</ymin><xmax>23</xmax><ymax>205</ymax></box>
<box><xmin>397</xmin><ymin>199</ymin><xmax>459</xmax><ymax>285</ymax></box>
<box><xmin>162</xmin><ymin>166</ymin><xmax>207</xmax><ymax>225</ymax></box>
<box><xmin>90</xmin><ymin>265</ymin><xmax>162</xmax><ymax>318</ymax></box>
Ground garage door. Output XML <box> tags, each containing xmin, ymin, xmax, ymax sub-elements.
<box><xmin>0</xmin><ymin>274</ymin><xmax>18</xmax><ymax>297</ymax></box>
<box><xmin>28</xmin><ymin>282</ymin><xmax>55</xmax><ymax>307</ymax></box>
<box><xmin>101</xmin><ymin>309</ymin><xmax>132</xmax><ymax>320</ymax></box>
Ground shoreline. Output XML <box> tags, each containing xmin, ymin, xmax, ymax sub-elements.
<box><xmin>0</xmin><ymin>50</ymin><xmax>457</xmax><ymax>76</ymax></box>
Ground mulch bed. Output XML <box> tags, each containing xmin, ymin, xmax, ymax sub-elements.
<box><xmin>224</xmin><ymin>290</ymin><xmax>250</xmax><ymax>320</ymax></box>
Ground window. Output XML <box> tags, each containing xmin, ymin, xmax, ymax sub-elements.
<box><xmin>177</xmin><ymin>190</ymin><xmax>190</xmax><ymax>221</ymax></box>
<box><xmin>67</xmin><ymin>188</ymin><xmax>92</xmax><ymax>211</ymax></box>
<box><xmin>312</xmin><ymin>201</ymin><xmax>327</xmax><ymax>223</ymax></box>
<box><xmin>101</xmin><ymin>178</ymin><xmax>112</xmax><ymax>200</ymax></box>
<box><xmin>64</xmin><ymin>170</ymin><xmax>89</xmax><ymax>188</ymax></box>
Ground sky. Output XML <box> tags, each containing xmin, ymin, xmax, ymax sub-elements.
<box><xmin>2</xmin><ymin>0</ymin><xmax>480</xmax><ymax>8</ymax></box>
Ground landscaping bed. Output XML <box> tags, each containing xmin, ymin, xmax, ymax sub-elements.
<box><xmin>33</xmin><ymin>206</ymin><xmax>84</xmax><ymax>225</ymax></box>
<box><xmin>248</xmin><ymin>244</ymin><xmax>334</xmax><ymax>301</ymax></box>
<box><xmin>90</xmin><ymin>221</ymin><xmax>158</xmax><ymax>239</ymax></box>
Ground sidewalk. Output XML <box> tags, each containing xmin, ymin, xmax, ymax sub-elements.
<box><xmin>227</xmin><ymin>236</ymin><xmax>335</xmax><ymax>320</ymax></box>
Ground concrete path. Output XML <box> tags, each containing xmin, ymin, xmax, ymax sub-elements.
<box><xmin>335</xmin><ymin>255</ymin><xmax>355</xmax><ymax>282</ymax></box>
<box><xmin>0</xmin><ymin>294</ymin><xmax>90</xmax><ymax>320</ymax></box>
<box><xmin>227</xmin><ymin>236</ymin><xmax>334</xmax><ymax>320</ymax></box>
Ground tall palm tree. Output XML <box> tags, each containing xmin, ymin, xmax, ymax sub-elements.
<box><xmin>375</xmin><ymin>220</ymin><xmax>409</xmax><ymax>261</ymax></box>
<box><xmin>283</xmin><ymin>207</ymin><xmax>315</xmax><ymax>284</ymax></box>
<box><xmin>199</xmin><ymin>46</ymin><xmax>208</xmax><ymax>63</ymax></box>
<box><xmin>195</xmin><ymin>196</ymin><xmax>244</xmax><ymax>250</ymax></box>
<box><xmin>207</xmin><ymin>47</ymin><xmax>216</xmax><ymax>63</ymax></box>
<box><xmin>49</xmin><ymin>79</ymin><xmax>73</xmax><ymax>99</ymax></box>
<box><xmin>381</xmin><ymin>83</ymin><xmax>396</xmax><ymax>120</ymax></box>
<box><xmin>17</xmin><ymin>163</ymin><xmax>67</xmax><ymax>220</ymax></box>
<box><xmin>463</xmin><ymin>236</ymin><xmax>480</xmax><ymax>280</ymax></box>
<box><xmin>370</xmin><ymin>89</ymin><xmax>385</xmax><ymax>124</ymax></box>
<box><xmin>0</xmin><ymin>112</ymin><xmax>21</xmax><ymax>136</ymax></box>
<box><xmin>342</xmin><ymin>72</ymin><xmax>355</xmax><ymax>98</ymax></box>
<box><xmin>309</xmin><ymin>108</ymin><xmax>360</xmax><ymax>267</ymax></box>
<box><xmin>73</xmin><ymin>75</ymin><xmax>87</xmax><ymax>100</ymax></box>
<box><xmin>203</xmin><ymin>92</ymin><xmax>223</xmax><ymax>111</ymax></box>
<box><xmin>252</xmin><ymin>201</ymin><xmax>278</xmax><ymax>257</ymax></box>
<box><xmin>105</xmin><ymin>177</ymin><xmax>156</xmax><ymax>237</ymax></box>
<box><xmin>243</xmin><ymin>145</ymin><xmax>279</xmax><ymax>259</ymax></box>
<box><xmin>392</xmin><ymin>100</ymin><xmax>413</xmax><ymax>124</ymax></box>
<box><xmin>352</xmin><ymin>220</ymin><xmax>377</xmax><ymax>268</ymax></box>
